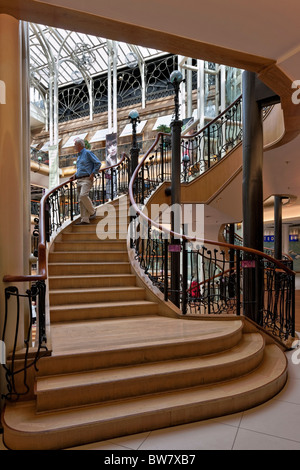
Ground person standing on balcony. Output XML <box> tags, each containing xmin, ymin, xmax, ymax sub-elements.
<box><xmin>71</xmin><ymin>138</ymin><xmax>102</xmax><ymax>225</ymax></box>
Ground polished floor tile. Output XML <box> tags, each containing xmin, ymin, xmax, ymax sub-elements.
<box><xmin>232</xmin><ymin>428</ymin><xmax>300</xmax><ymax>450</ymax></box>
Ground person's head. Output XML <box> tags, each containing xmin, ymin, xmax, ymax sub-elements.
<box><xmin>74</xmin><ymin>138</ymin><xmax>85</xmax><ymax>152</ymax></box>
<box><xmin>107</xmin><ymin>142</ymin><xmax>117</xmax><ymax>157</ymax></box>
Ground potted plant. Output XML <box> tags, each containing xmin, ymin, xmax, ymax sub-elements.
<box><xmin>156</xmin><ymin>124</ymin><xmax>171</xmax><ymax>147</ymax></box>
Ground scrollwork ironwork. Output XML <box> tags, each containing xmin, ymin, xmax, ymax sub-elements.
<box><xmin>1</xmin><ymin>282</ymin><xmax>48</xmax><ymax>401</ymax></box>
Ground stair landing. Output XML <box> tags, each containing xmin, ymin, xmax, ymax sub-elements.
<box><xmin>49</xmin><ymin>316</ymin><xmax>243</xmax><ymax>357</ymax></box>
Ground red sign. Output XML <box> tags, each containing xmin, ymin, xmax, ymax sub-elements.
<box><xmin>241</xmin><ymin>260</ymin><xmax>256</xmax><ymax>268</ymax></box>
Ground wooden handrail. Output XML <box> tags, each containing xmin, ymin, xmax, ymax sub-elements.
<box><xmin>3</xmin><ymin>153</ymin><xmax>129</xmax><ymax>283</ymax></box>
<box><xmin>128</xmin><ymin>135</ymin><xmax>296</xmax><ymax>277</ymax></box>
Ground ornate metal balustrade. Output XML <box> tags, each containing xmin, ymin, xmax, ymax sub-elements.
<box><xmin>132</xmin><ymin>96</ymin><xmax>243</xmax><ymax>210</ymax></box>
<box><xmin>2</xmin><ymin>153</ymin><xmax>130</xmax><ymax>400</ymax></box>
<box><xmin>2</xmin><ymin>282</ymin><xmax>48</xmax><ymax>401</ymax></box>
<box><xmin>181</xmin><ymin>95</ymin><xmax>242</xmax><ymax>182</ymax></box>
<box><xmin>129</xmin><ymin>125</ymin><xmax>296</xmax><ymax>345</ymax></box>
<box><xmin>223</xmin><ymin>224</ymin><xmax>294</xmax><ymax>269</ymax></box>
<box><xmin>45</xmin><ymin>153</ymin><xmax>130</xmax><ymax>240</ymax></box>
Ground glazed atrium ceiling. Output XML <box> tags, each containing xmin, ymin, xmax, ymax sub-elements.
<box><xmin>29</xmin><ymin>23</ymin><xmax>166</xmax><ymax>89</ymax></box>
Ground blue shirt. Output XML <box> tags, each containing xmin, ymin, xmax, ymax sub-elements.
<box><xmin>75</xmin><ymin>148</ymin><xmax>101</xmax><ymax>178</ymax></box>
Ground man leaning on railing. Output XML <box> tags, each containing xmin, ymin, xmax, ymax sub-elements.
<box><xmin>71</xmin><ymin>138</ymin><xmax>102</xmax><ymax>225</ymax></box>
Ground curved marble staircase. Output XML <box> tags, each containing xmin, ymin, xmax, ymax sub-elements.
<box><xmin>2</xmin><ymin>198</ymin><xmax>288</xmax><ymax>450</ymax></box>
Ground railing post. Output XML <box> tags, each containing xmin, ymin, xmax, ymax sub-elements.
<box><xmin>70</xmin><ymin>180</ymin><xmax>74</xmax><ymax>221</ymax></box>
<box><xmin>207</xmin><ymin>250</ymin><xmax>211</xmax><ymax>315</ymax></box>
<box><xmin>254</xmin><ymin>256</ymin><xmax>261</xmax><ymax>326</ymax></box>
<box><xmin>141</xmin><ymin>162</ymin><xmax>145</xmax><ymax>205</ymax></box>
<box><xmin>129</xmin><ymin>109</ymin><xmax>140</xmax><ymax>197</ymax></box>
<box><xmin>228</xmin><ymin>225</ymin><xmax>235</xmax><ymax>298</ymax></box>
<box><xmin>37</xmin><ymin>280</ymin><xmax>47</xmax><ymax>344</ymax></box>
<box><xmin>170</xmin><ymin>70</ymin><xmax>183</xmax><ymax>308</ymax></box>
<box><xmin>102</xmin><ymin>172</ymin><xmax>105</xmax><ymax>205</ymax></box>
<box><xmin>182</xmin><ymin>227</ymin><xmax>188</xmax><ymax>315</ymax></box>
<box><xmin>207</xmin><ymin>125</ymin><xmax>211</xmax><ymax>169</ymax></box>
<box><xmin>164</xmin><ymin>237</ymin><xmax>169</xmax><ymax>302</ymax></box>
<box><xmin>292</xmin><ymin>274</ymin><xmax>296</xmax><ymax>338</ymax></box>
<box><xmin>45</xmin><ymin>200</ymin><xmax>50</xmax><ymax>242</ymax></box>
<box><xmin>160</xmin><ymin>134</ymin><xmax>164</xmax><ymax>182</ymax></box>
<box><xmin>110</xmin><ymin>167</ymin><xmax>114</xmax><ymax>200</ymax></box>
<box><xmin>127</xmin><ymin>157</ymin><xmax>130</xmax><ymax>190</ymax></box>
<box><xmin>236</xmin><ymin>249</ymin><xmax>241</xmax><ymax>316</ymax></box>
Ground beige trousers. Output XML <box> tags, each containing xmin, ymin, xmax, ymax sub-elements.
<box><xmin>77</xmin><ymin>178</ymin><xmax>95</xmax><ymax>223</ymax></box>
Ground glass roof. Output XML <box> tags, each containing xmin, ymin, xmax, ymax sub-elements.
<box><xmin>29</xmin><ymin>23</ymin><xmax>167</xmax><ymax>90</ymax></box>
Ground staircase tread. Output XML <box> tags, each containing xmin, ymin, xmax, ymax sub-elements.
<box><xmin>50</xmin><ymin>299</ymin><xmax>158</xmax><ymax>310</ymax></box>
<box><xmin>3</xmin><ymin>345</ymin><xmax>287</xmax><ymax>434</ymax></box>
<box><xmin>65</xmin><ymin>230</ymin><xmax>129</xmax><ymax>232</ymax></box>
<box><xmin>54</xmin><ymin>240</ymin><xmax>126</xmax><ymax>244</ymax></box>
<box><xmin>67</xmin><ymin>231</ymin><xmax>129</xmax><ymax>234</ymax></box>
<box><xmin>49</xmin><ymin>274</ymin><xmax>136</xmax><ymax>279</ymax></box>
<box><xmin>50</xmin><ymin>250</ymin><xmax>128</xmax><ymax>254</ymax></box>
<box><xmin>36</xmin><ymin>333</ymin><xmax>264</xmax><ymax>392</ymax></box>
<box><xmin>48</xmin><ymin>262</ymin><xmax>130</xmax><ymax>265</ymax></box>
<box><xmin>50</xmin><ymin>286</ymin><xmax>145</xmax><ymax>294</ymax></box>
<box><xmin>48</xmin><ymin>317</ymin><xmax>243</xmax><ymax>356</ymax></box>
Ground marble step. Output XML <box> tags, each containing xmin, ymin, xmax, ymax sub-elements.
<box><xmin>49</xmin><ymin>286</ymin><xmax>146</xmax><ymax>306</ymax></box>
<box><xmin>50</xmin><ymin>299</ymin><xmax>159</xmax><ymax>322</ymax></box>
<box><xmin>35</xmin><ymin>333</ymin><xmax>264</xmax><ymax>412</ymax></box>
<box><xmin>48</xmin><ymin>250</ymin><xmax>129</xmax><ymax>263</ymax></box>
<box><xmin>3</xmin><ymin>344</ymin><xmax>287</xmax><ymax>450</ymax></box>
<box><xmin>48</xmin><ymin>273</ymin><xmax>136</xmax><ymax>290</ymax></box>
<box><xmin>48</xmin><ymin>261</ymin><xmax>131</xmax><ymax>276</ymax></box>
<box><xmin>53</xmin><ymin>240</ymin><xmax>127</xmax><ymax>252</ymax></box>
<box><xmin>37</xmin><ymin>317</ymin><xmax>244</xmax><ymax>375</ymax></box>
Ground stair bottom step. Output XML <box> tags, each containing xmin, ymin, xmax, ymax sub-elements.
<box><xmin>3</xmin><ymin>345</ymin><xmax>287</xmax><ymax>450</ymax></box>
<box><xmin>35</xmin><ymin>333</ymin><xmax>264</xmax><ymax>412</ymax></box>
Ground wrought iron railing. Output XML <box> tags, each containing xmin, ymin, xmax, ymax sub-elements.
<box><xmin>223</xmin><ymin>224</ymin><xmax>294</xmax><ymax>268</ymax></box>
<box><xmin>129</xmin><ymin>125</ymin><xmax>296</xmax><ymax>344</ymax></box>
<box><xmin>45</xmin><ymin>153</ymin><xmax>130</xmax><ymax>240</ymax></box>
<box><xmin>2</xmin><ymin>153</ymin><xmax>130</xmax><ymax>400</ymax></box>
<box><xmin>181</xmin><ymin>95</ymin><xmax>242</xmax><ymax>182</ymax></box>
<box><xmin>133</xmin><ymin>96</ymin><xmax>243</xmax><ymax>209</ymax></box>
<box><xmin>2</xmin><ymin>282</ymin><xmax>47</xmax><ymax>401</ymax></box>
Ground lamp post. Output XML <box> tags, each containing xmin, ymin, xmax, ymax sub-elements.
<box><xmin>169</xmin><ymin>70</ymin><xmax>183</xmax><ymax>308</ymax></box>
<box><xmin>128</xmin><ymin>109</ymin><xmax>140</xmax><ymax>186</ymax></box>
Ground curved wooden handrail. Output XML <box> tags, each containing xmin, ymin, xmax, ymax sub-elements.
<box><xmin>3</xmin><ymin>153</ymin><xmax>129</xmax><ymax>283</ymax></box>
<box><xmin>128</xmin><ymin>135</ymin><xmax>296</xmax><ymax>277</ymax></box>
